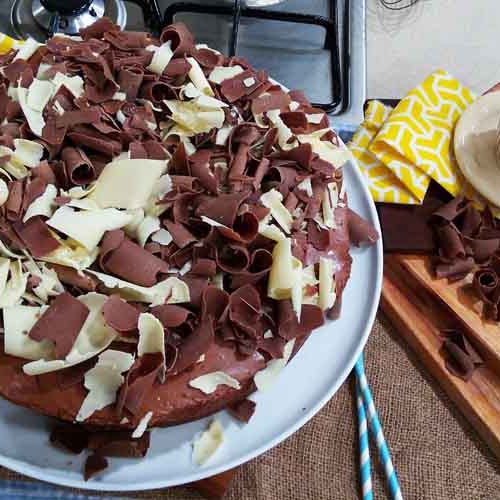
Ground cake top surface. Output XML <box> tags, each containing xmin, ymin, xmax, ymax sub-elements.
<box><xmin>0</xmin><ymin>18</ymin><xmax>377</xmax><ymax>432</ymax></box>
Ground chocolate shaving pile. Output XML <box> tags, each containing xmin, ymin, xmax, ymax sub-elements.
<box><xmin>431</xmin><ymin>196</ymin><xmax>500</xmax><ymax>319</ymax></box>
<box><xmin>0</xmin><ymin>18</ymin><xmax>378</xmax><ymax>478</ymax></box>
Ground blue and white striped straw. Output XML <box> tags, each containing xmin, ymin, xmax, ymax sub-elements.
<box><xmin>355</xmin><ymin>353</ymin><xmax>403</xmax><ymax>500</ymax></box>
<box><xmin>356</xmin><ymin>380</ymin><xmax>373</xmax><ymax>500</ymax></box>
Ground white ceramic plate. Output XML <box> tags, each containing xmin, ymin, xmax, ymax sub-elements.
<box><xmin>0</xmin><ymin>145</ymin><xmax>382</xmax><ymax>491</ymax></box>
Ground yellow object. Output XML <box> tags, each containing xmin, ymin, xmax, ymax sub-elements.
<box><xmin>0</xmin><ymin>34</ymin><xmax>20</xmax><ymax>54</ymax></box>
<box><xmin>348</xmin><ymin>100</ymin><xmax>423</xmax><ymax>204</ymax></box>
<box><xmin>369</xmin><ymin>70</ymin><xmax>475</xmax><ymax>199</ymax></box>
<box><xmin>349</xmin><ymin>70</ymin><xmax>477</xmax><ymax>205</ymax></box>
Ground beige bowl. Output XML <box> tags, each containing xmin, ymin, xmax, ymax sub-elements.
<box><xmin>454</xmin><ymin>92</ymin><xmax>500</xmax><ymax>207</ymax></box>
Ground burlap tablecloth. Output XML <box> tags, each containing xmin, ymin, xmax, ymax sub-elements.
<box><xmin>1</xmin><ymin>313</ymin><xmax>499</xmax><ymax>499</ymax></box>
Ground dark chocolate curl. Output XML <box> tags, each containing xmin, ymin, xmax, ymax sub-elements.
<box><xmin>87</xmin><ymin>430</ymin><xmax>150</xmax><ymax>457</ymax></box>
<box><xmin>48</xmin><ymin>264</ymin><xmax>97</xmax><ymax>292</ymax></box>
<box><xmin>432</xmin><ymin>196</ymin><xmax>469</xmax><ymax>222</ymax></box>
<box><xmin>129</xmin><ymin>141</ymin><xmax>148</xmax><ymax>159</ymax></box>
<box><xmin>191</xmin><ymin>258</ymin><xmax>217</xmax><ymax>277</ymax></box>
<box><xmin>28</xmin><ymin>292</ymin><xmax>89</xmax><ymax>358</ymax></box>
<box><xmin>189</xmin><ymin>150</ymin><xmax>218</xmax><ymax>194</ymax></box>
<box><xmin>68</xmin><ymin>125</ymin><xmax>122</xmax><ymax>157</ymax></box>
<box><xmin>99</xmin><ymin>230</ymin><xmax>169</xmax><ymax>287</ymax></box>
<box><xmin>23</xmin><ymin>178</ymin><xmax>47</xmax><ymax>211</ymax></box>
<box><xmin>151</xmin><ymin>304</ymin><xmax>192</xmax><ymax>328</ymax></box>
<box><xmin>140</xmin><ymin>80</ymin><xmax>175</xmax><ymax>104</ymax></box>
<box><xmin>228</xmin><ymin>284</ymin><xmax>261</xmax><ymax>337</ymax></box>
<box><xmin>117</xmin><ymin>352</ymin><xmax>163</xmax><ymax>416</ymax></box>
<box><xmin>473</xmin><ymin>269</ymin><xmax>500</xmax><ymax>321</ymax></box>
<box><xmin>251</xmin><ymin>91</ymin><xmax>291</xmax><ymax>115</ymax></box>
<box><xmin>5</xmin><ymin>180</ymin><xmax>24</xmax><ymax>221</ymax></box>
<box><xmin>258</xmin><ymin>336</ymin><xmax>285</xmax><ymax>359</ymax></box>
<box><xmin>201</xmin><ymin>285</ymin><xmax>230</xmax><ymax>322</ymax></box>
<box><xmin>441</xmin><ymin>329</ymin><xmax>483</xmax><ymax>381</ymax></box>
<box><xmin>278</xmin><ymin>143</ymin><xmax>315</xmax><ymax>170</ymax></box>
<box><xmin>346</xmin><ymin>208</ymin><xmax>379</xmax><ymax>247</ymax></box>
<box><xmin>220</xmin><ymin>69</ymin><xmax>268</xmax><ymax>103</ymax></box>
<box><xmin>80</xmin><ymin>17</ymin><xmax>119</xmax><ymax>39</ymax></box>
<box><xmin>172</xmin><ymin>317</ymin><xmax>214</xmax><ymax>374</ymax></box>
<box><xmin>461</xmin><ymin>205</ymin><xmax>482</xmax><ymax>237</ymax></box>
<box><xmin>13</xmin><ymin>217</ymin><xmax>60</xmax><ymax>258</ymax></box>
<box><xmin>277</xmin><ymin>300</ymin><xmax>324</xmax><ymax>340</ymax></box>
<box><xmin>307</xmin><ymin>221</ymin><xmax>330</xmax><ymax>251</ymax></box>
<box><xmin>164</xmin><ymin>220</ymin><xmax>197</xmax><ymax>249</ymax></box>
<box><xmin>253</xmin><ymin>157</ymin><xmax>270</xmax><ymax>189</ymax></box>
<box><xmin>216</xmin><ymin>243</ymin><xmax>250</xmax><ymax>273</ymax></box>
<box><xmin>435</xmin><ymin>257</ymin><xmax>475</xmax><ymax>280</ymax></box>
<box><xmin>181</xmin><ymin>276</ymin><xmax>209</xmax><ymax>309</ymax></box>
<box><xmin>160</xmin><ymin>23</ymin><xmax>195</xmax><ymax>56</ymax></box>
<box><xmin>164</xmin><ymin>57</ymin><xmax>192</xmax><ymax>78</ymax></box>
<box><xmin>443</xmin><ymin>340</ymin><xmax>475</xmax><ymax>380</ymax></box>
<box><xmin>102</xmin><ymin>295</ymin><xmax>140</xmax><ymax>336</ymax></box>
<box><xmin>473</xmin><ymin>268</ymin><xmax>499</xmax><ymax>299</ymax></box>
<box><xmin>61</xmin><ymin>147</ymin><xmax>96</xmax><ymax>185</ymax></box>
<box><xmin>230</xmin><ymin>248</ymin><xmax>272</xmax><ymax>289</ymax></box>
<box><xmin>464</xmin><ymin>237</ymin><xmax>499</xmax><ymax>264</ymax></box>
<box><xmin>56</xmin><ymin>107</ymin><xmax>101</xmax><ymax>128</ymax></box>
<box><xmin>144</xmin><ymin>140</ymin><xmax>168</xmax><ymax>160</ymax></box>
<box><xmin>217</xmin><ymin>212</ymin><xmax>259</xmax><ymax>244</ymax></box>
<box><xmin>195</xmin><ymin>191</ymin><xmax>250</xmax><ymax>227</ymax></box>
<box><xmin>194</xmin><ymin>48</ymin><xmax>224</xmax><ymax>68</ymax></box>
<box><xmin>436</xmin><ymin>224</ymin><xmax>465</xmax><ymax>260</ymax></box>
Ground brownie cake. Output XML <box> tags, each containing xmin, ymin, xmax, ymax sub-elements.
<box><xmin>0</xmin><ymin>19</ymin><xmax>377</xmax><ymax>468</ymax></box>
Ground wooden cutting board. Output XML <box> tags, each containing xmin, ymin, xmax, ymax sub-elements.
<box><xmin>381</xmin><ymin>254</ymin><xmax>500</xmax><ymax>459</ymax></box>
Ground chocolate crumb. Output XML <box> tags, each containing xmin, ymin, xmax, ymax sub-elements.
<box><xmin>50</xmin><ymin>423</ymin><xmax>89</xmax><ymax>454</ymax></box>
<box><xmin>227</xmin><ymin>398</ymin><xmax>256</xmax><ymax>423</ymax></box>
<box><xmin>84</xmin><ymin>453</ymin><xmax>108</xmax><ymax>481</ymax></box>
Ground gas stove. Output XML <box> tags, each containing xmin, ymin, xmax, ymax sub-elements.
<box><xmin>159</xmin><ymin>0</ymin><xmax>366</xmax><ymax>125</ymax></box>
<box><xmin>2</xmin><ymin>0</ymin><xmax>365</xmax><ymax>125</ymax></box>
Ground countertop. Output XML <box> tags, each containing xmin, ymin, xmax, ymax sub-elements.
<box><xmin>367</xmin><ymin>0</ymin><xmax>500</xmax><ymax>98</ymax></box>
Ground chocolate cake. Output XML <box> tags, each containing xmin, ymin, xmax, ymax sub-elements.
<box><xmin>0</xmin><ymin>19</ymin><xmax>377</xmax><ymax>468</ymax></box>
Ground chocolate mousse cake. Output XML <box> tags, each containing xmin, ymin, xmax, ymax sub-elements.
<box><xmin>0</xmin><ymin>19</ymin><xmax>377</xmax><ymax>467</ymax></box>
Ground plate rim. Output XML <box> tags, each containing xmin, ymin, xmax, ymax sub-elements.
<box><xmin>0</xmin><ymin>142</ymin><xmax>383</xmax><ymax>491</ymax></box>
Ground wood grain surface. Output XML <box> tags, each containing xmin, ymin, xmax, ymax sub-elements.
<box><xmin>382</xmin><ymin>254</ymin><xmax>500</xmax><ymax>460</ymax></box>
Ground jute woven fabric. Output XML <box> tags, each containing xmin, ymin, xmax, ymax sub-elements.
<box><xmin>1</xmin><ymin>314</ymin><xmax>499</xmax><ymax>500</ymax></box>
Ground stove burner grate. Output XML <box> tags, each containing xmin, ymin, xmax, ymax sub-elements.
<box><xmin>163</xmin><ymin>0</ymin><xmax>350</xmax><ymax>114</ymax></box>
<box><xmin>32</xmin><ymin>0</ymin><xmax>106</xmax><ymax>36</ymax></box>
<box><xmin>11</xmin><ymin>0</ymin><xmax>162</xmax><ymax>41</ymax></box>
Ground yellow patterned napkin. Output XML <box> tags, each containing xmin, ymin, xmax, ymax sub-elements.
<box><xmin>348</xmin><ymin>100</ymin><xmax>424</xmax><ymax>204</ymax></box>
<box><xmin>0</xmin><ymin>34</ymin><xmax>18</xmax><ymax>54</ymax></box>
<box><xmin>349</xmin><ymin>70</ymin><xmax>476</xmax><ymax>205</ymax></box>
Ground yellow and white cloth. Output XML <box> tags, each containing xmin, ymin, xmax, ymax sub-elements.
<box><xmin>0</xmin><ymin>33</ymin><xmax>18</xmax><ymax>54</ymax></box>
<box><xmin>349</xmin><ymin>70</ymin><xmax>478</xmax><ymax>205</ymax></box>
